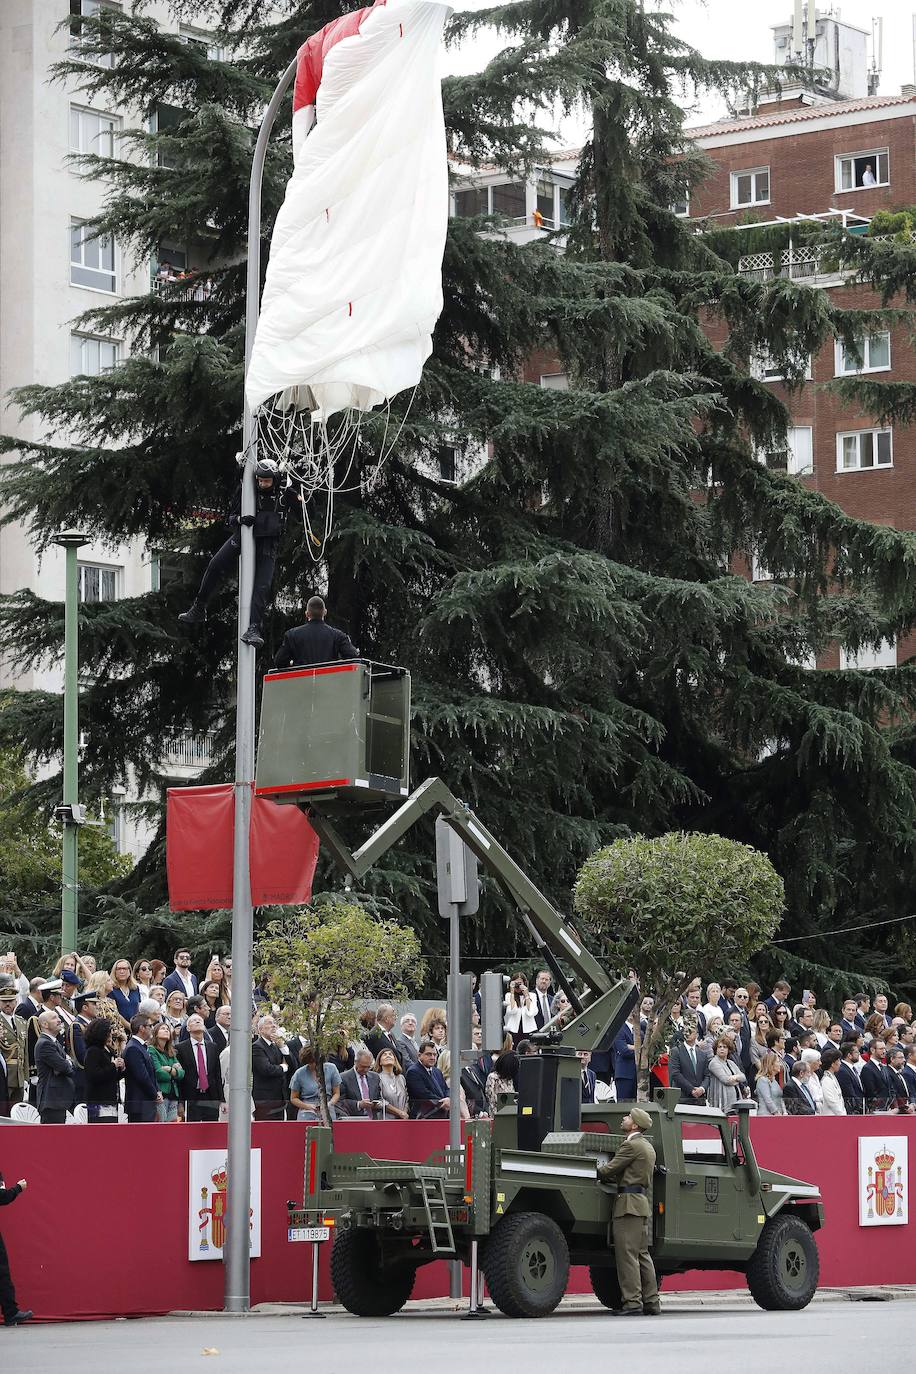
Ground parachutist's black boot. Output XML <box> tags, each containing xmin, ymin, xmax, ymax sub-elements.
<box><xmin>178</xmin><ymin>601</ymin><xmax>207</xmax><ymax>625</ymax></box>
<box><xmin>241</xmin><ymin>625</ymin><xmax>264</xmax><ymax>647</ymax></box>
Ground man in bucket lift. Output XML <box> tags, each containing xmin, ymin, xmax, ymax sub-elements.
<box><xmin>178</xmin><ymin>459</ymin><xmax>303</xmax><ymax>648</ymax></box>
<box><xmin>273</xmin><ymin>596</ymin><xmax>358</xmax><ymax>670</ymax></box>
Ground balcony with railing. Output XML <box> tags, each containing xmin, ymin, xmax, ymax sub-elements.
<box><xmin>737</xmin><ymin>244</ymin><xmax>838</xmax><ymax>286</ymax></box>
<box><xmin>162</xmin><ymin>730</ymin><xmax>214</xmax><ymax>774</ymax></box>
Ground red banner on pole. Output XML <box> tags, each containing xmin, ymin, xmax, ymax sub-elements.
<box><xmin>166</xmin><ymin>783</ymin><xmax>319</xmax><ymax>910</ymax></box>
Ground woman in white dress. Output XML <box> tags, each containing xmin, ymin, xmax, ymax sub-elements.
<box><xmin>818</xmin><ymin>1047</ymin><xmax>847</xmax><ymax>1115</ymax></box>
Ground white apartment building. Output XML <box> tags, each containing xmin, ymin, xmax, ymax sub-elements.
<box><xmin>0</xmin><ymin>0</ymin><xmax>216</xmax><ymax>857</ymax></box>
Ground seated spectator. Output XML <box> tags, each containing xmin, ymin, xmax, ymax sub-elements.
<box><xmin>783</xmin><ymin>1036</ymin><xmax>800</xmax><ymax>1071</ymax></box>
<box><xmin>109</xmin><ymin>960</ymin><xmax>141</xmax><ymax>1023</ymax></box>
<box><xmin>374</xmin><ymin>1047</ymin><xmax>408</xmax><ymax>1119</ymax></box>
<box><xmin>704</xmin><ymin>1033</ymin><xmax>746</xmax><ymax>1111</ymax></box>
<box><xmin>289</xmin><ymin>1047</ymin><xmax>341</xmax><ymax>1121</ymax></box>
<box><xmin>485</xmin><ymin>1050</ymin><xmax>519</xmax><ymax>1114</ymax></box>
<box><xmin>818</xmin><ymin>1047</ymin><xmax>845</xmax><ymax>1115</ymax></box>
<box><xmin>405</xmin><ymin>1040</ymin><xmax>450</xmax><ymax>1119</ymax></box>
<box><xmin>754</xmin><ymin>1052</ymin><xmax>786</xmax><ymax>1115</ymax></box>
<box><xmin>783</xmin><ymin>1060</ymin><xmax>817</xmax><ymax>1115</ymax></box>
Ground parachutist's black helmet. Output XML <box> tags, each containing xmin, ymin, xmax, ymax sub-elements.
<box><xmin>255</xmin><ymin>459</ymin><xmax>280</xmax><ymax>480</ymax></box>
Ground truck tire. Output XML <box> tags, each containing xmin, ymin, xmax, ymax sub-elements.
<box><xmin>590</xmin><ymin>1266</ymin><xmax>666</xmax><ymax>1310</ymax></box>
<box><xmin>484</xmin><ymin>1212</ymin><xmax>569</xmax><ymax>1318</ymax></box>
<box><xmin>746</xmin><ymin>1214</ymin><xmax>819</xmax><ymax>1311</ymax></box>
<box><xmin>331</xmin><ymin>1229</ymin><xmax>416</xmax><ymax>1317</ymax></box>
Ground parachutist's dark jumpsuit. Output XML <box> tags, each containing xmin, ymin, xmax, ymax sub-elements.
<box><xmin>193</xmin><ymin>480</ymin><xmax>302</xmax><ymax>631</ymax></box>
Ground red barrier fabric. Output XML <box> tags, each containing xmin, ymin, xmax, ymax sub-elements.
<box><xmin>1</xmin><ymin>1116</ymin><xmax>914</xmax><ymax>1320</ymax></box>
<box><xmin>167</xmin><ymin>784</ymin><xmax>234</xmax><ymax>911</ymax></box>
<box><xmin>166</xmin><ymin>784</ymin><xmax>319</xmax><ymax>910</ymax></box>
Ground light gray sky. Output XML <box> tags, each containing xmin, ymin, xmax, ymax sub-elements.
<box><xmin>446</xmin><ymin>1</ymin><xmax>915</xmax><ymax>138</ymax></box>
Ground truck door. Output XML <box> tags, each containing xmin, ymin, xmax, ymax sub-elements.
<box><xmin>673</xmin><ymin>1119</ymin><xmax>744</xmax><ymax>1258</ymax></box>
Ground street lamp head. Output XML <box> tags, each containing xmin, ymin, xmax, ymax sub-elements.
<box><xmin>52</xmin><ymin>530</ymin><xmax>92</xmax><ymax>550</ymax></box>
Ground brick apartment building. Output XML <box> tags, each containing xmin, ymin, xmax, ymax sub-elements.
<box><xmin>686</xmin><ymin>85</ymin><xmax>916</xmax><ymax>668</ymax></box>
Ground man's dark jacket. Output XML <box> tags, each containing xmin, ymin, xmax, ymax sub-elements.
<box><xmin>35</xmin><ymin>1035</ymin><xmax>76</xmax><ymax>1112</ymax></box>
<box><xmin>273</xmin><ymin>619</ymin><xmax>358</xmax><ymax>670</ymax></box>
<box><xmin>251</xmin><ymin>1037</ymin><xmax>289</xmax><ymax>1104</ymax></box>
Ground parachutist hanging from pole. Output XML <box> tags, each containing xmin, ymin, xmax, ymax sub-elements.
<box><xmin>178</xmin><ymin>459</ymin><xmax>304</xmax><ymax>648</ymax></box>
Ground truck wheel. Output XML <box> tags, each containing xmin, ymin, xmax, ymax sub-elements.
<box><xmin>746</xmin><ymin>1214</ymin><xmax>819</xmax><ymax>1311</ymax></box>
<box><xmin>590</xmin><ymin>1266</ymin><xmax>666</xmax><ymax>1310</ymax></box>
<box><xmin>484</xmin><ymin>1212</ymin><xmax>569</xmax><ymax>1318</ymax></box>
<box><xmin>331</xmin><ymin>1230</ymin><xmax>416</xmax><ymax>1317</ymax></box>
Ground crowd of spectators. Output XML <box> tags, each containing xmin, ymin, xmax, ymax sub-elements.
<box><xmin>0</xmin><ymin>949</ymin><xmax>913</xmax><ymax>1124</ymax></box>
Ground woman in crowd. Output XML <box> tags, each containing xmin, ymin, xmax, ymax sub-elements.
<box><xmin>754</xmin><ymin>1052</ymin><xmax>786</xmax><ymax>1115</ymax></box>
<box><xmin>812</xmin><ymin>1009</ymin><xmax>831</xmax><ymax>1049</ymax></box>
<box><xmin>147</xmin><ymin>985</ymin><xmax>166</xmax><ymax>1009</ymax></box>
<box><xmin>109</xmin><ymin>959</ymin><xmax>140</xmax><ymax>1023</ymax></box>
<box><xmin>895</xmin><ymin>1002</ymin><xmax>912</xmax><ymax>1024</ymax></box>
<box><xmin>328</xmin><ymin>1040</ymin><xmax>355</xmax><ymax>1074</ymax></box>
<box><xmin>52</xmin><ymin>951</ymin><xmax>91</xmax><ymax>984</ymax></box>
<box><xmin>84</xmin><ymin>970</ymin><xmax>129</xmax><ymax>1033</ymax></box>
<box><xmin>289</xmin><ymin>1047</ymin><xmax>341</xmax><ymax>1121</ymax></box>
<box><xmin>149</xmin><ymin>960</ymin><xmax>167</xmax><ymax>987</ymax></box>
<box><xmin>83</xmin><ymin>1017</ymin><xmax>124</xmax><ymax>1123</ymax></box>
<box><xmin>704</xmin><ymin>1033</ymin><xmax>747</xmax><ymax>1111</ymax></box>
<box><xmin>149</xmin><ymin>1021</ymin><xmax>184</xmax><ymax>1121</ymax></box>
<box><xmin>374</xmin><ymin>1047</ymin><xmax>408</xmax><ymax>1119</ymax></box>
<box><xmin>198</xmin><ymin>980</ymin><xmax>223</xmax><ymax>1028</ymax></box>
<box><xmin>222</xmin><ymin>958</ymin><xmax>233</xmax><ymax>1001</ymax></box>
<box><xmin>502</xmin><ymin>974</ymin><xmax>538</xmax><ymax>1046</ymax></box>
<box><xmin>203</xmin><ymin>960</ymin><xmax>230</xmax><ymax>1004</ymax></box>
<box><xmin>485</xmin><ymin>1050</ymin><xmax>519</xmax><ymax>1113</ymax></box>
<box><xmin>745</xmin><ymin>983</ymin><xmax>761</xmax><ymax>1018</ymax></box>
<box><xmin>819</xmin><ymin>1047</ymin><xmax>846</xmax><ymax>1115</ymax></box>
<box><xmin>700</xmin><ymin>1013</ymin><xmax>724</xmax><ymax>1056</ymax></box>
<box><xmin>437</xmin><ymin>1050</ymin><xmax>471</xmax><ymax>1120</ymax></box>
<box><xmin>863</xmin><ymin>1012</ymin><xmax>887</xmax><ymax>1044</ymax></box>
<box><xmin>132</xmin><ymin>959</ymin><xmax>154</xmax><ymax>999</ymax></box>
<box><xmin>163</xmin><ymin>989</ymin><xmax>187</xmax><ymax>1042</ymax></box>
<box><xmin>420</xmin><ymin>1008</ymin><xmax>448</xmax><ymax>1054</ymax></box>
<box><xmin>771</xmin><ymin>1004</ymin><xmax>791</xmax><ymax>1035</ymax></box>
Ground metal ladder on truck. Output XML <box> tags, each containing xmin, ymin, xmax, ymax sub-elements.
<box><xmin>419</xmin><ymin>1175</ymin><xmax>455</xmax><ymax>1255</ymax></box>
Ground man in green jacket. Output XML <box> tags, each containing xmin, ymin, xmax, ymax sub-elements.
<box><xmin>597</xmin><ymin>1107</ymin><xmax>660</xmax><ymax>1316</ymax></box>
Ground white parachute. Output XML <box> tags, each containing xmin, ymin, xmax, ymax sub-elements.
<box><xmin>245</xmin><ymin>0</ymin><xmax>452</xmax><ymax>554</ymax></box>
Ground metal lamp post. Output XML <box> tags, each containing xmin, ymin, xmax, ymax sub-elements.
<box><xmin>52</xmin><ymin>529</ymin><xmax>91</xmax><ymax>955</ymax></box>
<box><xmin>223</xmin><ymin>55</ymin><xmax>298</xmax><ymax>1315</ymax></box>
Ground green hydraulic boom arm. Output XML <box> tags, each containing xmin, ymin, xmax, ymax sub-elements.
<box><xmin>305</xmin><ymin>776</ymin><xmax>637</xmax><ymax>1055</ymax></box>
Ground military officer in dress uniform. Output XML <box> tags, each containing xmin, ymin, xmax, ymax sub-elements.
<box><xmin>597</xmin><ymin>1106</ymin><xmax>660</xmax><ymax>1316</ymax></box>
<box><xmin>0</xmin><ymin>979</ymin><xmax>27</xmax><ymax>1114</ymax></box>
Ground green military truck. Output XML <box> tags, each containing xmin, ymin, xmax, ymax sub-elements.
<box><xmin>257</xmin><ymin>672</ymin><xmax>822</xmax><ymax>1319</ymax></box>
<box><xmin>291</xmin><ymin>1065</ymin><xmax>822</xmax><ymax>1319</ymax></box>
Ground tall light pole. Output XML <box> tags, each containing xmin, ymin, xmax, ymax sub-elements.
<box><xmin>223</xmin><ymin>54</ymin><xmax>298</xmax><ymax>1316</ymax></box>
<box><xmin>52</xmin><ymin>529</ymin><xmax>90</xmax><ymax>955</ymax></box>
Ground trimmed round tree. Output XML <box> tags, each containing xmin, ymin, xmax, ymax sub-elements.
<box><xmin>574</xmin><ymin>832</ymin><xmax>783</xmax><ymax>1100</ymax></box>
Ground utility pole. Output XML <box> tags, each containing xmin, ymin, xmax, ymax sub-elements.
<box><xmin>52</xmin><ymin>529</ymin><xmax>90</xmax><ymax>955</ymax></box>
<box><xmin>223</xmin><ymin>54</ymin><xmax>298</xmax><ymax>1316</ymax></box>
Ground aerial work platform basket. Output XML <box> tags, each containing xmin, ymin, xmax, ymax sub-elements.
<box><xmin>255</xmin><ymin>659</ymin><xmax>410</xmax><ymax>808</ymax></box>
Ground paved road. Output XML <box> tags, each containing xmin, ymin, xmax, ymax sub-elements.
<box><xmin>5</xmin><ymin>1297</ymin><xmax>916</xmax><ymax>1372</ymax></box>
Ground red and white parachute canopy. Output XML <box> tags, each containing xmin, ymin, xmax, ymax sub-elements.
<box><xmin>245</xmin><ymin>0</ymin><xmax>452</xmax><ymax>424</ymax></box>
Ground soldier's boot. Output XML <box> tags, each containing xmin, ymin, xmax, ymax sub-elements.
<box><xmin>178</xmin><ymin>601</ymin><xmax>207</xmax><ymax>625</ymax></box>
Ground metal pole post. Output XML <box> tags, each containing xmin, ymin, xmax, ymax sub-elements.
<box><xmin>224</xmin><ymin>55</ymin><xmax>298</xmax><ymax>1316</ymax></box>
<box><xmin>304</xmin><ymin>1241</ymin><xmax>325</xmax><ymax>1318</ymax></box>
<box><xmin>447</xmin><ymin>905</ymin><xmax>462</xmax><ymax>1300</ymax></box>
<box><xmin>52</xmin><ymin>530</ymin><xmax>90</xmax><ymax>954</ymax></box>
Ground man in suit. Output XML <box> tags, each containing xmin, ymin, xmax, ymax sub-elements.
<box><xmin>839</xmin><ymin>998</ymin><xmax>860</xmax><ymax>1038</ymax></box>
<box><xmin>34</xmin><ymin>1010</ymin><xmax>76</xmax><ymax>1124</ymax></box>
<box><xmin>0</xmin><ymin>981</ymin><xmax>26</xmax><ymax>1114</ymax></box>
<box><xmin>669</xmin><ymin>1020</ymin><xmax>710</xmax><ymax>1104</ymax></box>
<box><xmin>0</xmin><ymin>1172</ymin><xmax>31</xmax><ymax>1327</ymax></box>
<box><xmin>578</xmin><ymin>1050</ymin><xmax>597</xmax><ymax>1104</ymax></box>
<box><xmin>397</xmin><ymin>1014</ymin><xmax>420</xmax><ymax>1068</ymax></box>
<box><xmin>835</xmin><ymin>1042</ymin><xmax>865</xmax><ymax>1112</ymax></box>
<box><xmin>613</xmin><ymin>1014</ymin><xmax>640</xmax><ymax>1103</ymax></box>
<box><xmin>364</xmin><ymin>1004</ymin><xmax>402</xmax><ymax>1063</ymax></box>
<box><xmin>405</xmin><ymin>1041</ymin><xmax>449</xmax><ymax>1119</ymax></box>
<box><xmin>901</xmin><ymin>1045</ymin><xmax>916</xmax><ymax>1105</ymax></box>
<box><xmin>873</xmin><ymin>993</ymin><xmax>892</xmax><ymax>1029</ymax></box>
<box><xmin>14</xmin><ymin>978</ymin><xmax>43</xmax><ymax>1023</ymax></box>
<box><xmin>783</xmin><ymin>1060</ymin><xmax>817</xmax><ymax>1115</ymax></box>
<box><xmin>66</xmin><ymin>990</ymin><xmax>98</xmax><ymax>1104</ymax></box>
<box><xmin>178</xmin><ymin>1014</ymin><xmax>223</xmax><ymax>1121</ymax></box>
<box><xmin>763</xmin><ymin>980</ymin><xmax>791</xmax><ymax>1014</ymax></box>
<box><xmin>885</xmin><ymin>1048</ymin><xmax>914</xmax><ymax>1113</ymax></box>
<box><xmin>163</xmin><ymin>948</ymin><xmax>198</xmax><ymax>999</ymax></box>
<box><xmin>682</xmin><ymin>987</ymin><xmax>706</xmax><ymax>1039</ymax></box>
<box><xmin>717</xmin><ymin>980</ymin><xmax>738</xmax><ymax>1020</ymax></box>
<box><xmin>597</xmin><ymin>1108</ymin><xmax>660</xmax><ymax>1317</ymax></box>
<box><xmin>339</xmin><ymin>1048</ymin><xmax>382</xmax><ymax>1118</ymax></box>
<box><xmin>123</xmin><ymin>1014</ymin><xmax>160</xmax><ymax>1123</ymax></box>
<box><xmin>209</xmin><ymin>1004</ymin><xmax>232</xmax><ymax>1058</ymax></box>
<box><xmin>860</xmin><ymin>1041</ymin><xmax>892</xmax><ymax>1112</ymax></box>
<box><xmin>251</xmin><ymin>1015</ymin><xmax>290</xmax><ymax>1120</ymax></box>
<box><xmin>533</xmin><ymin>971</ymin><xmax>554</xmax><ymax>1030</ymax></box>
<box><xmin>854</xmin><ymin>994</ymin><xmax>870</xmax><ymax>1030</ymax></box>
<box><xmin>272</xmin><ymin>596</ymin><xmax>359</xmax><ymax>670</ymax></box>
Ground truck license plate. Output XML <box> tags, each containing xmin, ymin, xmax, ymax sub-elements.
<box><xmin>288</xmin><ymin>1226</ymin><xmax>330</xmax><ymax>1243</ymax></box>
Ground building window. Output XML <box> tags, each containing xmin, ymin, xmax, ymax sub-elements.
<box><xmin>671</xmin><ymin>196</ymin><xmax>690</xmax><ymax>217</ymax></box>
<box><xmin>70</xmin><ymin>218</ymin><xmax>116</xmax><ymax>292</ymax></box>
<box><xmin>106</xmin><ymin>788</ymin><xmax>126</xmax><ymax>852</ymax></box>
<box><xmin>751</xmin><ymin>349</ymin><xmax>811</xmax><ymax>382</ymax></box>
<box><xmin>453</xmin><ymin>186</ymin><xmax>488</xmax><ymax>218</ymax></box>
<box><xmin>438</xmin><ymin>445</ymin><xmax>457</xmax><ymax>483</ymax></box>
<box><xmin>535</xmin><ymin>178</ymin><xmax>556</xmax><ymax>228</ymax></box>
<box><xmin>840</xmin><ymin>638</ymin><xmax>896</xmax><ymax>670</ymax></box>
<box><xmin>491</xmin><ymin>182</ymin><xmax>526</xmax><ymax>221</ymax></box>
<box><xmin>834</xmin><ymin>332</ymin><xmax>891</xmax><ymax>375</ymax></box>
<box><xmin>835</xmin><ymin>149</ymin><xmax>889</xmax><ymax>192</ymax></box>
<box><xmin>77</xmin><ymin>563</ymin><xmax>121</xmax><ymax>602</ymax></box>
<box><xmin>730</xmin><ymin>167</ymin><xmax>769</xmax><ymax>208</ymax></box>
<box><xmin>69</xmin><ymin>0</ymin><xmax>121</xmax><ymax>68</ymax></box>
<box><xmin>540</xmin><ymin>373</ymin><xmax>569</xmax><ymax>390</ymax></box>
<box><xmin>759</xmin><ymin>426</ymin><xmax>813</xmax><ymax>476</ymax></box>
<box><xmin>178</xmin><ymin>25</ymin><xmax>225</xmax><ymax>61</ymax></box>
<box><xmin>70</xmin><ymin>334</ymin><xmax>118</xmax><ymax>376</ymax></box>
<box><xmin>836</xmin><ymin>429</ymin><xmax>892</xmax><ymax>472</ymax></box>
<box><xmin>558</xmin><ymin>186</ymin><xmax>572</xmax><ymax>225</ymax></box>
<box><xmin>69</xmin><ymin>105</ymin><xmax>118</xmax><ymax>157</ymax></box>
<box><xmin>750</xmin><ymin>551</ymin><xmax>772</xmax><ymax>583</ymax></box>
